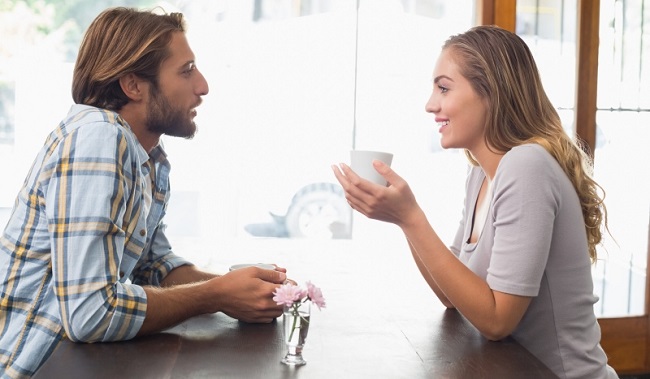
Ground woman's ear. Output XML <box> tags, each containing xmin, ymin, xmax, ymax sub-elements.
<box><xmin>119</xmin><ymin>73</ymin><xmax>147</xmax><ymax>102</ymax></box>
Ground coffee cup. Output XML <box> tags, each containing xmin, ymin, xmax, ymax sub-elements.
<box><xmin>229</xmin><ymin>263</ymin><xmax>276</xmax><ymax>271</ymax></box>
<box><xmin>350</xmin><ymin>150</ymin><xmax>393</xmax><ymax>186</ymax></box>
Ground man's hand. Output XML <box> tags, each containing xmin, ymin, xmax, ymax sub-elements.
<box><xmin>207</xmin><ymin>267</ymin><xmax>287</xmax><ymax>323</ymax></box>
<box><xmin>139</xmin><ymin>266</ymin><xmax>287</xmax><ymax>336</ymax></box>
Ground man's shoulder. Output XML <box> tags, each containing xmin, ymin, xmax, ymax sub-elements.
<box><xmin>42</xmin><ymin>105</ymin><xmax>143</xmax><ymax>163</ymax></box>
<box><xmin>44</xmin><ymin>105</ymin><xmax>140</xmax><ymax>153</ymax></box>
<box><xmin>59</xmin><ymin>104</ymin><xmax>128</xmax><ymax>136</ymax></box>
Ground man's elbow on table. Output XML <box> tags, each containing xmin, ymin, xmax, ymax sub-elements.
<box><xmin>63</xmin><ymin>315</ymin><xmax>109</xmax><ymax>343</ymax></box>
<box><xmin>61</xmin><ymin>294</ymin><xmax>143</xmax><ymax>343</ymax></box>
<box><xmin>63</xmin><ymin>311</ymin><xmax>140</xmax><ymax>343</ymax></box>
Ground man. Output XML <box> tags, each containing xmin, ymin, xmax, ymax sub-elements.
<box><xmin>0</xmin><ymin>8</ymin><xmax>286</xmax><ymax>378</ymax></box>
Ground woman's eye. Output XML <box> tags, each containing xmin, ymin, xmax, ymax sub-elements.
<box><xmin>438</xmin><ymin>85</ymin><xmax>448</xmax><ymax>93</ymax></box>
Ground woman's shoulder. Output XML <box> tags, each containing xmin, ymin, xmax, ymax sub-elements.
<box><xmin>506</xmin><ymin>143</ymin><xmax>553</xmax><ymax>161</ymax></box>
<box><xmin>500</xmin><ymin>143</ymin><xmax>558</xmax><ymax>173</ymax></box>
<box><xmin>495</xmin><ymin>143</ymin><xmax>565</xmax><ymax>191</ymax></box>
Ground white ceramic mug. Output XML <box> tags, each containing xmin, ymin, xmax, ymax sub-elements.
<box><xmin>350</xmin><ymin>150</ymin><xmax>393</xmax><ymax>186</ymax></box>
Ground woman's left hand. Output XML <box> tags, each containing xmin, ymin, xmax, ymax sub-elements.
<box><xmin>331</xmin><ymin>160</ymin><xmax>420</xmax><ymax>228</ymax></box>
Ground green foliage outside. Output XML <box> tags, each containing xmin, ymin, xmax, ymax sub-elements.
<box><xmin>0</xmin><ymin>0</ymin><xmax>158</xmax><ymax>142</ymax></box>
<box><xmin>1</xmin><ymin>0</ymin><xmax>158</xmax><ymax>61</ymax></box>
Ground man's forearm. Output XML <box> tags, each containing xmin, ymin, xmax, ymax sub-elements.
<box><xmin>137</xmin><ymin>266</ymin><xmax>287</xmax><ymax>336</ymax></box>
<box><xmin>161</xmin><ymin>264</ymin><xmax>220</xmax><ymax>287</ymax></box>
<box><xmin>135</xmin><ymin>265</ymin><xmax>220</xmax><ymax>335</ymax></box>
<box><xmin>137</xmin><ymin>280</ymin><xmax>212</xmax><ymax>336</ymax></box>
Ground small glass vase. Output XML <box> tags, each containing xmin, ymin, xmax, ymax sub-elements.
<box><xmin>281</xmin><ymin>301</ymin><xmax>311</xmax><ymax>366</ymax></box>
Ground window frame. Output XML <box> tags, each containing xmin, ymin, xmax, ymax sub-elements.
<box><xmin>477</xmin><ymin>0</ymin><xmax>650</xmax><ymax>374</ymax></box>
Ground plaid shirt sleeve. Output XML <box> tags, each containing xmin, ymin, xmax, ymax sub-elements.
<box><xmin>44</xmin><ymin>117</ymin><xmax>147</xmax><ymax>343</ymax></box>
<box><xmin>1</xmin><ymin>107</ymin><xmax>200</xmax><ymax>376</ymax></box>
<box><xmin>129</xmin><ymin>148</ymin><xmax>193</xmax><ymax>286</ymax></box>
<box><xmin>131</xmin><ymin>223</ymin><xmax>193</xmax><ymax>286</ymax></box>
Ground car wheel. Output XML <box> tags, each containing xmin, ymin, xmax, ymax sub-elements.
<box><xmin>284</xmin><ymin>182</ymin><xmax>351</xmax><ymax>239</ymax></box>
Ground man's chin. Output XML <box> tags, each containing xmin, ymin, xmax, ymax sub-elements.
<box><xmin>179</xmin><ymin>123</ymin><xmax>197</xmax><ymax>140</ymax></box>
<box><xmin>161</xmin><ymin>122</ymin><xmax>197</xmax><ymax>139</ymax></box>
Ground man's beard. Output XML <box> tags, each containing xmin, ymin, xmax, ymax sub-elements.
<box><xmin>146</xmin><ymin>85</ymin><xmax>197</xmax><ymax>139</ymax></box>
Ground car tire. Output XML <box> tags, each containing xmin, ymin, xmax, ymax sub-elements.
<box><xmin>284</xmin><ymin>182</ymin><xmax>351</xmax><ymax>239</ymax></box>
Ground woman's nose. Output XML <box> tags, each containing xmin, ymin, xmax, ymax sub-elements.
<box><xmin>425</xmin><ymin>91</ymin><xmax>439</xmax><ymax>114</ymax></box>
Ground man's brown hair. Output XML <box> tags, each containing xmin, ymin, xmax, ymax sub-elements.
<box><xmin>72</xmin><ymin>7</ymin><xmax>185</xmax><ymax>111</ymax></box>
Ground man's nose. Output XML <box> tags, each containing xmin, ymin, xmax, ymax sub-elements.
<box><xmin>196</xmin><ymin>69</ymin><xmax>209</xmax><ymax>96</ymax></box>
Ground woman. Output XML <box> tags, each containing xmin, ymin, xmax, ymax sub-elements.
<box><xmin>332</xmin><ymin>25</ymin><xmax>617</xmax><ymax>379</ymax></box>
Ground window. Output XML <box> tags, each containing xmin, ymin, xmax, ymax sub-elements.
<box><xmin>516</xmin><ymin>0</ymin><xmax>649</xmax><ymax>318</ymax></box>
<box><xmin>592</xmin><ymin>0</ymin><xmax>649</xmax><ymax>317</ymax></box>
<box><xmin>0</xmin><ymin>0</ymin><xmax>475</xmax><ymax>270</ymax></box>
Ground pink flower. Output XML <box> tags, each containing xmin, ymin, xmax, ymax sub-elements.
<box><xmin>274</xmin><ymin>281</ymin><xmax>326</xmax><ymax>311</ymax></box>
<box><xmin>273</xmin><ymin>283</ymin><xmax>307</xmax><ymax>307</ymax></box>
<box><xmin>306</xmin><ymin>281</ymin><xmax>326</xmax><ymax>310</ymax></box>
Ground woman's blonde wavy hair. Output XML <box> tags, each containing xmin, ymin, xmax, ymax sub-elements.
<box><xmin>443</xmin><ymin>25</ymin><xmax>607</xmax><ymax>262</ymax></box>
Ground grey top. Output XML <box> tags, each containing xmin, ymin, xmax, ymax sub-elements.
<box><xmin>450</xmin><ymin>144</ymin><xmax>618</xmax><ymax>379</ymax></box>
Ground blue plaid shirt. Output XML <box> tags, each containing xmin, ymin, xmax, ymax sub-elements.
<box><xmin>0</xmin><ymin>105</ymin><xmax>191</xmax><ymax>378</ymax></box>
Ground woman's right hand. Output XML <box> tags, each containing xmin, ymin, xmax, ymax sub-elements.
<box><xmin>331</xmin><ymin>160</ymin><xmax>421</xmax><ymax>228</ymax></box>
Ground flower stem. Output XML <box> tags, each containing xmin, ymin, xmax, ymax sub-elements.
<box><xmin>288</xmin><ymin>304</ymin><xmax>299</xmax><ymax>342</ymax></box>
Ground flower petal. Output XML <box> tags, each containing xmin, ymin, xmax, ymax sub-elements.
<box><xmin>273</xmin><ymin>283</ymin><xmax>306</xmax><ymax>306</ymax></box>
<box><xmin>306</xmin><ymin>281</ymin><xmax>326</xmax><ymax>310</ymax></box>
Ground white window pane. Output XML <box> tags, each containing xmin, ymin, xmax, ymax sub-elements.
<box><xmin>593</xmin><ymin>111</ymin><xmax>649</xmax><ymax>317</ymax></box>
<box><xmin>1</xmin><ymin>0</ymin><xmax>475</xmax><ymax>270</ymax></box>
<box><xmin>164</xmin><ymin>0</ymin><xmax>475</xmax><ymax>268</ymax></box>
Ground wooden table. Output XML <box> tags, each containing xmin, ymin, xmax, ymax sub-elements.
<box><xmin>33</xmin><ymin>237</ymin><xmax>558</xmax><ymax>378</ymax></box>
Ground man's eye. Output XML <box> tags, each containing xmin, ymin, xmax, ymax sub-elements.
<box><xmin>183</xmin><ymin>64</ymin><xmax>196</xmax><ymax>74</ymax></box>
